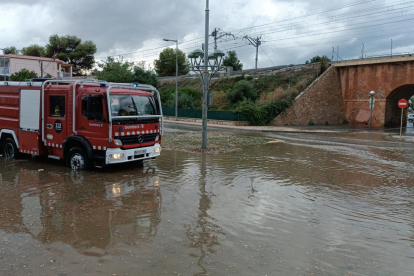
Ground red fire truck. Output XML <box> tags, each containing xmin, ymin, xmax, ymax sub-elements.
<box><xmin>0</xmin><ymin>80</ymin><xmax>163</xmax><ymax>170</ymax></box>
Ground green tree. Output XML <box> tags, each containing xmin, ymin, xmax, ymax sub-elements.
<box><xmin>223</xmin><ymin>50</ymin><xmax>243</xmax><ymax>71</ymax></box>
<box><xmin>22</xmin><ymin>44</ymin><xmax>45</xmax><ymax>57</ymax></box>
<box><xmin>3</xmin><ymin>46</ymin><xmax>19</xmax><ymax>55</ymax></box>
<box><xmin>132</xmin><ymin>66</ymin><xmax>158</xmax><ymax>87</ymax></box>
<box><xmin>93</xmin><ymin>57</ymin><xmax>158</xmax><ymax>87</ymax></box>
<box><xmin>154</xmin><ymin>48</ymin><xmax>189</xmax><ymax>77</ymax></box>
<box><xmin>305</xmin><ymin>55</ymin><xmax>331</xmax><ymax>64</ymax></box>
<box><xmin>9</xmin><ymin>69</ymin><xmax>38</xmax><ymax>81</ymax></box>
<box><xmin>45</xmin><ymin>34</ymin><xmax>97</xmax><ymax>75</ymax></box>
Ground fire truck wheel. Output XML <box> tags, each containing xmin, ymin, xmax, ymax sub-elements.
<box><xmin>2</xmin><ymin>138</ymin><xmax>19</xmax><ymax>159</ymax></box>
<box><xmin>67</xmin><ymin>147</ymin><xmax>90</xmax><ymax>170</ymax></box>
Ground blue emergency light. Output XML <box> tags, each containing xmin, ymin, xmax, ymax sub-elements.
<box><xmin>132</xmin><ymin>83</ymin><xmax>138</xmax><ymax>88</ymax></box>
<box><xmin>100</xmin><ymin>83</ymin><xmax>106</xmax><ymax>88</ymax></box>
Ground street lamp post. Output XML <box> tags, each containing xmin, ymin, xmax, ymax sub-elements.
<box><xmin>369</xmin><ymin>90</ymin><xmax>375</xmax><ymax>129</ymax></box>
<box><xmin>163</xmin><ymin>38</ymin><xmax>179</xmax><ymax>121</ymax></box>
<box><xmin>187</xmin><ymin>0</ymin><xmax>225</xmax><ymax>149</ymax></box>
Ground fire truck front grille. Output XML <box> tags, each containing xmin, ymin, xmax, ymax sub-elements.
<box><xmin>118</xmin><ymin>134</ymin><xmax>158</xmax><ymax>145</ymax></box>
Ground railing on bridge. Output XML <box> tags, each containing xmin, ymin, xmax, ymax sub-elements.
<box><xmin>332</xmin><ymin>51</ymin><xmax>414</xmax><ymax>64</ymax></box>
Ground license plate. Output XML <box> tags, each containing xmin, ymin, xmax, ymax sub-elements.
<box><xmin>134</xmin><ymin>149</ymin><xmax>146</xmax><ymax>155</ymax></box>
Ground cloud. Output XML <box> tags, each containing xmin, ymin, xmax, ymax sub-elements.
<box><xmin>1</xmin><ymin>0</ymin><xmax>413</xmax><ymax>69</ymax></box>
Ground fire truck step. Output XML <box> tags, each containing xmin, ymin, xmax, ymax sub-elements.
<box><xmin>48</xmin><ymin>155</ymin><xmax>60</xmax><ymax>160</ymax></box>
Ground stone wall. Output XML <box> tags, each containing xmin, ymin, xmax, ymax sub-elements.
<box><xmin>273</xmin><ymin>66</ymin><xmax>345</xmax><ymax>126</ymax></box>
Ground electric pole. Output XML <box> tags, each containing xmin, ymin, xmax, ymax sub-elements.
<box><xmin>243</xmin><ymin>35</ymin><xmax>262</xmax><ymax>70</ymax></box>
<box><xmin>211</xmin><ymin>28</ymin><xmax>235</xmax><ymax>51</ymax></box>
<box><xmin>39</xmin><ymin>61</ymin><xmax>44</xmax><ymax>78</ymax></box>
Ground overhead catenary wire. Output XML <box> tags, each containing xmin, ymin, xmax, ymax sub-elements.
<box><xmin>97</xmin><ymin>4</ymin><xmax>414</xmax><ymax>64</ymax></box>
<box><xmin>94</xmin><ymin>0</ymin><xmax>400</xmax><ymax>60</ymax></box>
<box><xmin>114</xmin><ymin>15</ymin><xmax>414</xmax><ymax>64</ymax></box>
<box><xmin>91</xmin><ymin>0</ymin><xmax>414</xmax><ymax>69</ymax></box>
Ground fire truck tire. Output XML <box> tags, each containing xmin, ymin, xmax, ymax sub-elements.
<box><xmin>2</xmin><ymin>138</ymin><xmax>19</xmax><ymax>159</ymax></box>
<box><xmin>67</xmin><ymin>147</ymin><xmax>91</xmax><ymax>170</ymax></box>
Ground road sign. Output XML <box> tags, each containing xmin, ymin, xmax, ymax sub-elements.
<box><xmin>398</xmin><ymin>99</ymin><xmax>408</xmax><ymax>109</ymax></box>
<box><xmin>398</xmin><ymin>99</ymin><xmax>408</xmax><ymax>137</ymax></box>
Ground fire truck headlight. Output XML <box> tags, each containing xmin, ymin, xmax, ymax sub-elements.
<box><xmin>154</xmin><ymin>147</ymin><xmax>161</xmax><ymax>154</ymax></box>
<box><xmin>110</xmin><ymin>153</ymin><xmax>124</xmax><ymax>160</ymax></box>
<box><xmin>114</xmin><ymin>139</ymin><xmax>122</xmax><ymax>146</ymax></box>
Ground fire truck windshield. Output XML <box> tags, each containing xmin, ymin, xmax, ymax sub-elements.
<box><xmin>110</xmin><ymin>95</ymin><xmax>158</xmax><ymax>117</ymax></box>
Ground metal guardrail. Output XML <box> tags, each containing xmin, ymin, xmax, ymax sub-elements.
<box><xmin>332</xmin><ymin>51</ymin><xmax>414</xmax><ymax>64</ymax></box>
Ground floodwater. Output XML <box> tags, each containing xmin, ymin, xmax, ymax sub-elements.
<box><xmin>0</xmin><ymin>130</ymin><xmax>414</xmax><ymax>276</ymax></box>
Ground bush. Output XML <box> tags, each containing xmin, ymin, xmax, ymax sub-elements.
<box><xmin>159</xmin><ymin>87</ymin><xmax>202</xmax><ymax>109</ymax></box>
<box><xmin>227</xmin><ymin>80</ymin><xmax>257</xmax><ymax>104</ymax></box>
<box><xmin>10</xmin><ymin>69</ymin><xmax>38</xmax><ymax>81</ymax></box>
<box><xmin>159</xmin><ymin>87</ymin><xmax>175</xmax><ymax>108</ymax></box>
<box><xmin>236</xmin><ymin>100</ymin><xmax>290</xmax><ymax>126</ymax></box>
<box><xmin>308</xmin><ymin>120</ymin><xmax>315</xmax><ymax>126</ymax></box>
<box><xmin>343</xmin><ymin>119</ymin><xmax>349</xmax><ymax>124</ymax></box>
<box><xmin>178</xmin><ymin>93</ymin><xmax>196</xmax><ymax>109</ymax></box>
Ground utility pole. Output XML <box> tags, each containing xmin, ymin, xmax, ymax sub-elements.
<box><xmin>202</xmin><ymin>0</ymin><xmax>210</xmax><ymax>149</ymax></box>
<box><xmin>243</xmin><ymin>35</ymin><xmax>262</xmax><ymax>70</ymax></box>
<box><xmin>163</xmin><ymin>38</ymin><xmax>179</xmax><ymax>121</ymax></box>
<box><xmin>40</xmin><ymin>61</ymin><xmax>44</xmax><ymax>78</ymax></box>
<box><xmin>211</xmin><ymin>28</ymin><xmax>235</xmax><ymax>51</ymax></box>
<box><xmin>337</xmin><ymin>46</ymin><xmax>339</xmax><ymax>62</ymax></box>
<box><xmin>361</xmin><ymin>43</ymin><xmax>364</xmax><ymax>59</ymax></box>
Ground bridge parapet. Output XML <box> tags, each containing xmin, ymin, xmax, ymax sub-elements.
<box><xmin>333</xmin><ymin>54</ymin><xmax>414</xmax><ymax>67</ymax></box>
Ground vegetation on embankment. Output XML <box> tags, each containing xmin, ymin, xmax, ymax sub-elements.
<box><xmin>158</xmin><ymin>64</ymin><xmax>321</xmax><ymax>125</ymax></box>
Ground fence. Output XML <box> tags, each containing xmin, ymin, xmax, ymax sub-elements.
<box><xmin>163</xmin><ymin>108</ymin><xmax>247</xmax><ymax>121</ymax></box>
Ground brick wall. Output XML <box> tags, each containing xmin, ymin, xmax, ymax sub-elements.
<box><xmin>273</xmin><ymin>66</ymin><xmax>345</xmax><ymax>126</ymax></box>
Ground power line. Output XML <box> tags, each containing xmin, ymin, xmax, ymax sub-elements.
<box><xmin>93</xmin><ymin>0</ymin><xmax>387</xmax><ymax>60</ymax></box>
<box><xmin>260</xmin><ymin>47</ymin><xmax>275</xmax><ymax>66</ymax></box>
<box><xmin>93</xmin><ymin>0</ymin><xmax>414</xmax><ymax>67</ymax></box>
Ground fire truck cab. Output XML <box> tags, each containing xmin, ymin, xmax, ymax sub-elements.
<box><xmin>0</xmin><ymin>80</ymin><xmax>163</xmax><ymax>170</ymax></box>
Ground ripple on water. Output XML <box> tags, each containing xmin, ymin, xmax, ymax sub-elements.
<box><xmin>1</xmin><ymin>132</ymin><xmax>414</xmax><ymax>275</ymax></box>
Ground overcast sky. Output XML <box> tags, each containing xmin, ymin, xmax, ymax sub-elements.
<box><xmin>1</xmin><ymin>0</ymin><xmax>414</xmax><ymax>70</ymax></box>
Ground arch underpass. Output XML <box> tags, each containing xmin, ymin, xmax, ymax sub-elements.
<box><xmin>385</xmin><ymin>85</ymin><xmax>414</xmax><ymax>127</ymax></box>
<box><xmin>273</xmin><ymin>56</ymin><xmax>414</xmax><ymax>127</ymax></box>
<box><xmin>337</xmin><ymin>56</ymin><xmax>414</xmax><ymax>128</ymax></box>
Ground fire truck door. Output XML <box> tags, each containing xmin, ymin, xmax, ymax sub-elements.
<box><xmin>45</xmin><ymin>95</ymin><xmax>67</xmax><ymax>149</ymax></box>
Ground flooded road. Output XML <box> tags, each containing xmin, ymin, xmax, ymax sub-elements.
<box><xmin>0</xmin><ymin>130</ymin><xmax>414</xmax><ymax>275</ymax></box>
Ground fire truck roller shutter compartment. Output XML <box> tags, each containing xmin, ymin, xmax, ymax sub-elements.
<box><xmin>19</xmin><ymin>90</ymin><xmax>41</xmax><ymax>131</ymax></box>
<box><xmin>18</xmin><ymin>89</ymin><xmax>43</xmax><ymax>156</ymax></box>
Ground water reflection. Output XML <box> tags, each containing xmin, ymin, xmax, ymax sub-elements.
<box><xmin>0</xmin><ymin>164</ymin><xmax>161</xmax><ymax>257</ymax></box>
<box><xmin>0</xmin><ymin>131</ymin><xmax>414</xmax><ymax>275</ymax></box>
<box><xmin>184</xmin><ymin>153</ymin><xmax>223</xmax><ymax>275</ymax></box>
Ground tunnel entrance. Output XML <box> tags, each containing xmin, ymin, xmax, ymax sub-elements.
<box><xmin>384</xmin><ymin>84</ymin><xmax>414</xmax><ymax>128</ymax></box>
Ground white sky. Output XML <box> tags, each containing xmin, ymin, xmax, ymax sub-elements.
<box><xmin>1</xmin><ymin>0</ymin><xmax>413</xmax><ymax>70</ymax></box>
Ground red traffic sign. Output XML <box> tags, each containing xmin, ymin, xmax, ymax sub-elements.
<box><xmin>398</xmin><ymin>99</ymin><xmax>408</xmax><ymax>109</ymax></box>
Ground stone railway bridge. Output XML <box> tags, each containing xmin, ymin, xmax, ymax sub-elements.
<box><xmin>274</xmin><ymin>56</ymin><xmax>414</xmax><ymax>127</ymax></box>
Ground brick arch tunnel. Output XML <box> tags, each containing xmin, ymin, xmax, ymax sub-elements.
<box><xmin>385</xmin><ymin>84</ymin><xmax>414</xmax><ymax>127</ymax></box>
